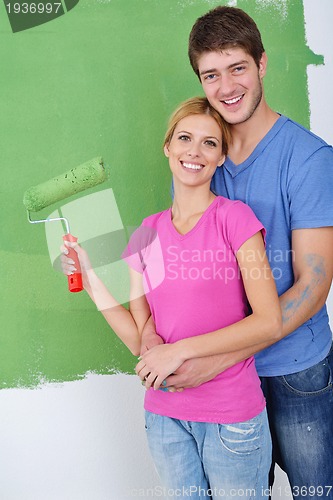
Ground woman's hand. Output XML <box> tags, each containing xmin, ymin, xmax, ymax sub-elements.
<box><xmin>140</xmin><ymin>331</ymin><xmax>164</xmax><ymax>355</ymax></box>
<box><xmin>60</xmin><ymin>241</ymin><xmax>93</xmax><ymax>290</ymax></box>
<box><xmin>135</xmin><ymin>343</ymin><xmax>185</xmax><ymax>391</ymax></box>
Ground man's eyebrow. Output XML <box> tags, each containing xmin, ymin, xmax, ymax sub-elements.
<box><xmin>199</xmin><ymin>60</ymin><xmax>249</xmax><ymax>76</ymax></box>
<box><xmin>199</xmin><ymin>68</ymin><xmax>218</xmax><ymax>76</ymax></box>
<box><xmin>228</xmin><ymin>60</ymin><xmax>249</xmax><ymax>69</ymax></box>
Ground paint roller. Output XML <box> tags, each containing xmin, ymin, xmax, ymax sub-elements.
<box><xmin>23</xmin><ymin>157</ymin><xmax>108</xmax><ymax>293</ymax></box>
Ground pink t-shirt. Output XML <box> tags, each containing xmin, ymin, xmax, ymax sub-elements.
<box><xmin>124</xmin><ymin>196</ymin><xmax>266</xmax><ymax>423</ymax></box>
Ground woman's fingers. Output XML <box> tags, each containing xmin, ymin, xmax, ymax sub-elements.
<box><xmin>60</xmin><ymin>242</ymin><xmax>79</xmax><ymax>275</ymax></box>
<box><xmin>60</xmin><ymin>252</ymin><xmax>77</xmax><ymax>275</ymax></box>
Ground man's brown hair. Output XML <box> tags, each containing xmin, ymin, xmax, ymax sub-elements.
<box><xmin>189</xmin><ymin>6</ymin><xmax>265</xmax><ymax>78</ymax></box>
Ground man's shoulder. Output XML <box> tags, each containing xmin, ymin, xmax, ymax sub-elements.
<box><xmin>279</xmin><ymin>115</ymin><xmax>331</xmax><ymax>149</ymax></box>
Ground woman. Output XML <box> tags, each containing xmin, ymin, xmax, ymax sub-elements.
<box><xmin>62</xmin><ymin>97</ymin><xmax>281</xmax><ymax>499</ymax></box>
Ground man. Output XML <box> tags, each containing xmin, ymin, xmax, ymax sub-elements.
<box><xmin>140</xmin><ymin>6</ymin><xmax>333</xmax><ymax>497</ymax></box>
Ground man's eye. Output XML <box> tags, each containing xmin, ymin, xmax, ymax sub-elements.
<box><xmin>204</xmin><ymin>74</ymin><xmax>216</xmax><ymax>81</ymax></box>
<box><xmin>233</xmin><ymin>66</ymin><xmax>246</xmax><ymax>73</ymax></box>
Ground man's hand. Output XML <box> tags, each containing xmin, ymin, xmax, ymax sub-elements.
<box><xmin>163</xmin><ymin>355</ymin><xmax>233</xmax><ymax>391</ymax></box>
<box><xmin>138</xmin><ymin>318</ymin><xmax>261</xmax><ymax>392</ymax></box>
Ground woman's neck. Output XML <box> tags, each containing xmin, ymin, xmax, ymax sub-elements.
<box><xmin>171</xmin><ymin>184</ymin><xmax>216</xmax><ymax>234</ymax></box>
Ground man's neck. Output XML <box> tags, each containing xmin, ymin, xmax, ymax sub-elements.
<box><xmin>228</xmin><ymin>102</ymin><xmax>279</xmax><ymax>165</ymax></box>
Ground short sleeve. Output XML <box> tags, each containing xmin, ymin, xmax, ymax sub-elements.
<box><xmin>225</xmin><ymin>201</ymin><xmax>266</xmax><ymax>254</ymax></box>
<box><xmin>121</xmin><ymin>224</ymin><xmax>158</xmax><ymax>273</ymax></box>
<box><xmin>288</xmin><ymin>146</ymin><xmax>333</xmax><ymax>230</ymax></box>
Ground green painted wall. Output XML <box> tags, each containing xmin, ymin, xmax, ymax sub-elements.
<box><xmin>0</xmin><ymin>0</ymin><xmax>323</xmax><ymax>388</ymax></box>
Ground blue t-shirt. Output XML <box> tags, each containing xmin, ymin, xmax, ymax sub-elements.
<box><xmin>211</xmin><ymin>115</ymin><xmax>333</xmax><ymax>376</ymax></box>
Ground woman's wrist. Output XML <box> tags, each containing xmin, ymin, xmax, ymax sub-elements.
<box><xmin>86</xmin><ymin>268</ymin><xmax>98</xmax><ymax>282</ymax></box>
<box><xmin>83</xmin><ymin>268</ymin><xmax>100</xmax><ymax>296</ymax></box>
<box><xmin>174</xmin><ymin>339</ymin><xmax>191</xmax><ymax>363</ymax></box>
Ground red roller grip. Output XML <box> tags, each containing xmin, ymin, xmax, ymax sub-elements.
<box><xmin>63</xmin><ymin>234</ymin><xmax>83</xmax><ymax>293</ymax></box>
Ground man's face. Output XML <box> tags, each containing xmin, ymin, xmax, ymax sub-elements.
<box><xmin>197</xmin><ymin>48</ymin><xmax>267</xmax><ymax>126</ymax></box>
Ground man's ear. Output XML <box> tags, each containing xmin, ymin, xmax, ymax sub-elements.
<box><xmin>259</xmin><ymin>52</ymin><xmax>268</xmax><ymax>79</ymax></box>
<box><xmin>163</xmin><ymin>144</ymin><xmax>170</xmax><ymax>157</ymax></box>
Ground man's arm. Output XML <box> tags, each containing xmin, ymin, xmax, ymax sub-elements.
<box><xmin>164</xmin><ymin>227</ymin><xmax>333</xmax><ymax>390</ymax></box>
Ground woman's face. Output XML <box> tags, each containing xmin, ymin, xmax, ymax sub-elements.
<box><xmin>164</xmin><ymin>113</ymin><xmax>225</xmax><ymax>188</ymax></box>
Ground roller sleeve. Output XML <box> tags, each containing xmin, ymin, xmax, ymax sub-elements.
<box><xmin>23</xmin><ymin>157</ymin><xmax>106</xmax><ymax>212</ymax></box>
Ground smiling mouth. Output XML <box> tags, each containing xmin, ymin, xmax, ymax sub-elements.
<box><xmin>181</xmin><ymin>161</ymin><xmax>204</xmax><ymax>171</ymax></box>
<box><xmin>222</xmin><ymin>94</ymin><xmax>244</xmax><ymax>106</ymax></box>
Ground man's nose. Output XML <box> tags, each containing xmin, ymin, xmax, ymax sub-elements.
<box><xmin>219</xmin><ymin>73</ymin><xmax>235</xmax><ymax>97</ymax></box>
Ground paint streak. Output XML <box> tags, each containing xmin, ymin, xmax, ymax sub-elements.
<box><xmin>284</xmin><ymin>299</ymin><xmax>296</xmax><ymax>312</ymax></box>
<box><xmin>305</xmin><ymin>254</ymin><xmax>327</xmax><ymax>279</ymax></box>
<box><xmin>282</xmin><ymin>254</ymin><xmax>327</xmax><ymax>323</ymax></box>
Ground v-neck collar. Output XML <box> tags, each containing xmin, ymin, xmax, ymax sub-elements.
<box><xmin>167</xmin><ymin>196</ymin><xmax>219</xmax><ymax>240</ymax></box>
<box><xmin>224</xmin><ymin>115</ymin><xmax>287</xmax><ymax>177</ymax></box>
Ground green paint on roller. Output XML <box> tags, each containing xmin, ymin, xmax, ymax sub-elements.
<box><xmin>23</xmin><ymin>157</ymin><xmax>107</xmax><ymax>212</ymax></box>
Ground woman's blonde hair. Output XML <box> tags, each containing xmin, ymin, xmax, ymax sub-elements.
<box><xmin>163</xmin><ymin>96</ymin><xmax>230</xmax><ymax>156</ymax></box>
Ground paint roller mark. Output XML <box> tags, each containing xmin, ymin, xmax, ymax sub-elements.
<box><xmin>8</xmin><ymin>2</ymin><xmax>327</xmax><ymax>389</ymax></box>
<box><xmin>237</xmin><ymin>0</ymin><xmax>324</xmax><ymax>127</ymax></box>
<box><xmin>175</xmin><ymin>0</ymin><xmax>223</xmax><ymax>15</ymax></box>
<box><xmin>255</xmin><ymin>0</ymin><xmax>288</xmax><ymax>20</ymax></box>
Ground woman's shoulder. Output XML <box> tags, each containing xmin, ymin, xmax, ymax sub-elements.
<box><xmin>142</xmin><ymin>208</ymin><xmax>169</xmax><ymax>228</ymax></box>
<box><xmin>125</xmin><ymin>209</ymin><xmax>169</xmax><ymax>259</ymax></box>
<box><xmin>215</xmin><ymin>195</ymin><xmax>255</xmax><ymax>218</ymax></box>
<box><xmin>214</xmin><ymin>197</ymin><xmax>265</xmax><ymax>250</ymax></box>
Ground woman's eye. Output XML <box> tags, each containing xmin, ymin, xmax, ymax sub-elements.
<box><xmin>205</xmin><ymin>140</ymin><xmax>217</xmax><ymax>147</ymax></box>
<box><xmin>178</xmin><ymin>135</ymin><xmax>190</xmax><ymax>141</ymax></box>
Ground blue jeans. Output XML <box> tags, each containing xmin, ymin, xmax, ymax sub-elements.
<box><xmin>145</xmin><ymin>409</ymin><xmax>272</xmax><ymax>499</ymax></box>
<box><xmin>261</xmin><ymin>343</ymin><xmax>333</xmax><ymax>499</ymax></box>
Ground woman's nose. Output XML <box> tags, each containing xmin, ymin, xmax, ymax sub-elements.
<box><xmin>186</xmin><ymin>143</ymin><xmax>201</xmax><ymax>157</ymax></box>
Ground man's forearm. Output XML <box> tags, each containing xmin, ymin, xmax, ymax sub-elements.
<box><xmin>166</xmin><ymin>276</ymin><xmax>332</xmax><ymax>389</ymax></box>
<box><xmin>191</xmin><ymin>276</ymin><xmax>331</xmax><ymax>373</ymax></box>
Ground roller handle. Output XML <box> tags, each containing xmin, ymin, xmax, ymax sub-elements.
<box><xmin>62</xmin><ymin>234</ymin><xmax>83</xmax><ymax>293</ymax></box>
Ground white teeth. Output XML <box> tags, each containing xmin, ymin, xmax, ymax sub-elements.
<box><xmin>224</xmin><ymin>95</ymin><xmax>242</xmax><ymax>105</ymax></box>
<box><xmin>182</xmin><ymin>162</ymin><xmax>203</xmax><ymax>170</ymax></box>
